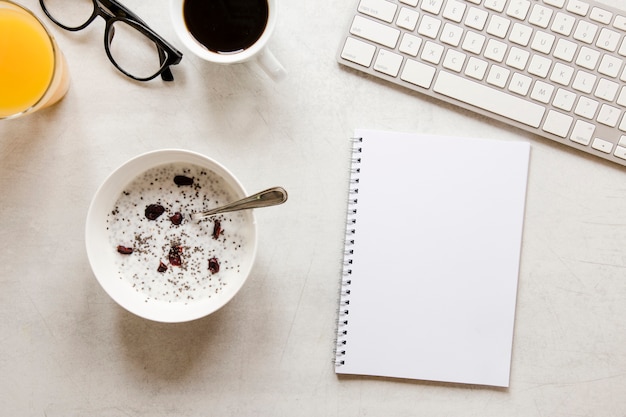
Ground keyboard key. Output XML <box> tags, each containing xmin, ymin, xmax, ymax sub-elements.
<box><xmin>465</xmin><ymin>7</ymin><xmax>488</xmax><ymax>30</ymax></box>
<box><xmin>421</xmin><ymin>41</ymin><xmax>445</xmax><ymax>64</ymax></box>
<box><xmin>509</xmin><ymin>23</ymin><xmax>533</xmax><ymax>46</ymax></box>
<box><xmin>597</xmin><ymin>104</ymin><xmax>621</xmax><ymax>127</ymax></box>
<box><xmin>618</xmin><ymin>87</ymin><xmax>626</xmax><ymax>106</ymax></box>
<box><xmin>552</xmin><ymin>12</ymin><xmax>576</xmax><ymax>36</ymax></box>
<box><xmin>433</xmin><ymin>71</ymin><xmax>545</xmax><ymax>127</ymax></box>
<box><xmin>441</xmin><ymin>23</ymin><xmax>464</xmax><ymax>46</ymax></box>
<box><xmin>509</xmin><ymin>72</ymin><xmax>533</xmax><ymax>95</ymax></box>
<box><xmin>553</xmin><ymin>88</ymin><xmax>577</xmax><ymax>111</ymax></box>
<box><xmin>573</xmin><ymin>21</ymin><xmax>598</xmax><ymax>44</ymax></box>
<box><xmin>551</xmin><ymin>62</ymin><xmax>575</xmax><ymax>85</ymax></box>
<box><xmin>529</xmin><ymin>4</ymin><xmax>553</xmax><ymax>28</ymax></box>
<box><xmin>374</xmin><ymin>49</ymin><xmax>403</xmax><ymax>76</ymax></box>
<box><xmin>553</xmin><ymin>38</ymin><xmax>578</xmax><ymax>62</ymax></box>
<box><xmin>341</xmin><ymin>37</ymin><xmax>376</xmax><ymax>67</ymax></box>
<box><xmin>614</xmin><ymin>15</ymin><xmax>626</xmax><ymax>31</ymax></box>
<box><xmin>614</xmin><ymin>146</ymin><xmax>626</xmax><ymax>160</ymax></box>
<box><xmin>418</xmin><ymin>15</ymin><xmax>443</xmax><ymax>38</ymax></box>
<box><xmin>572</xmin><ymin>70</ymin><xmax>596</xmax><ymax>93</ymax></box>
<box><xmin>595</xmin><ymin>78</ymin><xmax>619</xmax><ymax>101</ymax></box>
<box><xmin>487</xmin><ymin>65</ymin><xmax>511</xmax><ymax>87</ymax></box>
<box><xmin>484</xmin><ymin>0</ymin><xmax>507</xmax><ymax>13</ymax></box>
<box><xmin>350</xmin><ymin>15</ymin><xmax>400</xmax><ymax>48</ymax></box>
<box><xmin>575</xmin><ymin>96</ymin><xmax>599</xmax><ymax>119</ymax></box>
<box><xmin>619</xmin><ymin>113</ymin><xmax>626</xmax><ymax>130</ymax></box>
<box><xmin>590</xmin><ymin>7</ymin><xmax>612</xmax><ymax>24</ymax></box>
<box><xmin>570</xmin><ymin>119</ymin><xmax>595</xmax><ymax>145</ymax></box>
<box><xmin>396</xmin><ymin>7</ymin><xmax>420</xmax><ymax>31</ymax></box>
<box><xmin>531</xmin><ymin>31</ymin><xmax>556</xmax><ymax>54</ymax></box>
<box><xmin>506</xmin><ymin>47</ymin><xmax>530</xmax><ymax>70</ymax></box>
<box><xmin>443</xmin><ymin>0</ymin><xmax>466</xmax><ymax>22</ymax></box>
<box><xmin>420</xmin><ymin>0</ymin><xmax>444</xmax><ymax>15</ymax></box>
<box><xmin>506</xmin><ymin>1</ymin><xmax>531</xmax><ymax>20</ymax></box>
<box><xmin>543</xmin><ymin>110</ymin><xmax>573</xmax><ymax>137</ymax></box>
<box><xmin>401</xmin><ymin>59</ymin><xmax>436</xmax><ymax>88</ymax></box>
<box><xmin>443</xmin><ymin>49</ymin><xmax>467</xmax><ymax>72</ymax></box>
<box><xmin>566</xmin><ymin>0</ymin><xmax>590</xmax><ymax>17</ymax></box>
<box><xmin>528</xmin><ymin>55</ymin><xmax>552</xmax><ymax>77</ymax></box>
<box><xmin>617</xmin><ymin>136</ymin><xmax>626</xmax><ymax>153</ymax></box>
<box><xmin>484</xmin><ymin>39</ymin><xmax>508</xmax><ymax>62</ymax></box>
<box><xmin>358</xmin><ymin>0</ymin><xmax>397</xmax><ymax>23</ymax></box>
<box><xmin>487</xmin><ymin>15</ymin><xmax>511</xmax><ymax>38</ymax></box>
<box><xmin>598</xmin><ymin>55</ymin><xmax>622</xmax><ymax>78</ymax></box>
<box><xmin>592</xmin><ymin>137</ymin><xmax>613</xmax><ymax>153</ymax></box>
<box><xmin>576</xmin><ymin>46</ymin><xmax>600</xmax><ymax>70</ymax></box>
<box><xmin>465</xmin><ymin>57</ymin><xmax>489</xmax><ymax>80</ymax></box>
<box><xmin>544</xmin><ymin>0</ymin><xmax>566</xmax><ymax>7</ymax></box>
<box><xmin>596</xmin><ymin>28</ymin><xmax>621</xmax><ymax>52</ymax></box>
<box><xmin>531</xmin><ymin>80</ymin><xmax>555</xmax><ymax>103</ymax></box>
<box><xmin>399</xmin><ymin>33</ymin><xmax>422</xmax><ymax>56</ymax></box>
<box><xmin>462</xmin><ymin>31</ymin><xmax>486</xmax><ymax>54</ymax></box>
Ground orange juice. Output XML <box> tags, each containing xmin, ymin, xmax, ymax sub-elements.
<box><xmin>0</xmin><ymin>1</ymin><xmax>69</xmax><ymax>119</ymax></box>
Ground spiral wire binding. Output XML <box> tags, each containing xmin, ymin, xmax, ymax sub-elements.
<box><xmin>334</xmin><ymin>137</ymin><xmax>362</xmax><ymax>367</ymax></box>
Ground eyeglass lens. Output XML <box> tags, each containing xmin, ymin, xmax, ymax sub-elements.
<box><xmin>107</xmin><ymin>20</ymin><xmax>165</xmax><ymax>80</ymax></box>
<box><xmin>41</xmin><ymin>0</ymin><xmax>95</xmax><ymax>29</ymax></box>
<box><xmin>41</xmin><ymin>0</ymin><xmax>171</xmax><ymax>81</ymax></box>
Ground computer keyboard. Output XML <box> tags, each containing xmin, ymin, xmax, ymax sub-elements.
<box><xmin>337</xmin><ymin>0</ymin><xmax>626</xmax><ymax>167</ymax></box>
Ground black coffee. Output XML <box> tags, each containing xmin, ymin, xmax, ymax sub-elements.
<box><xmin>183</xmin><ymin>0</ymin><xmax>269</xmax><ymax>54</ymax></box>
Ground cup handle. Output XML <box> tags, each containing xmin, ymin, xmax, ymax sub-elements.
<box><xmin>256</xmin><ymin>48</ymin><xmax>286</xmax><ymax>81</ymax></box>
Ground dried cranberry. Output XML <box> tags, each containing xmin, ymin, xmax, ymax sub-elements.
<box><xmin>174</xmin><ymin>175</ymin><xmax>194</xmax><ymax>186</ymax></box>
<box><xmin>145</xmin><ymin>204</ymin><xmax>165</xmax><ymax>220</ymax></box>
<box><xmin>169</xmin><ymin>245</ymin><xmax>182</xmax><ymax>266</ymax></box>
<box><xmin>208</xmin><ymin>257</ymin><xmax>220</xmax><ymax>274</ymax></box>
<box><xmin>117</xmin><ymin>245</ymin><xmax>133</xmax><ymax>255</ymax></box>
<box><xmin>169</xmin><ymin>212</ymin><xmax>183</xmax><ymax>225</ymax></box>
<box><xmin>157</xmin><ymin>261</ymin><xmax>168</xmax><ymax>273</ymax></box>
<box><xmin>212</xmin><ymin>219</ymin><xmax>222</xmax><ymax>240</ymax></box>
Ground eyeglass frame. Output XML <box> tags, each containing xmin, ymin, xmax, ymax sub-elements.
<box><xmin>39</xmin><ymin>0</ymin><xmax>183</xmax><ymax>81</ymax></box>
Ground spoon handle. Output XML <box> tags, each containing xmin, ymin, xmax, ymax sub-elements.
<box><xmin>191</xmin><ymin>187</ymin><xmax>288</xmax><ymax>220</ymax></box>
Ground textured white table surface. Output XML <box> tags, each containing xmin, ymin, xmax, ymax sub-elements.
<box><xmin>1</xmin><ymin>0</ymin><xmax>625</xmax><ymax>416</ymax></box>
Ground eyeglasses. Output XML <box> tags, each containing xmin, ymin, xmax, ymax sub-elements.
<box><xmin>39</xmin><ymin>0</ymin><xmax>183</xmax><ymax>82</ymax></box>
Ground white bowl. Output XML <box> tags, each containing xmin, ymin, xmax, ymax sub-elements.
<box><xmin>85</xmin><ymin>149</ymin><xmax>257</xmax><ymax>323</ymax></box>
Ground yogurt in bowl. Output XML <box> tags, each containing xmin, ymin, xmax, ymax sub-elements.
<box><xmin>85</xmin><ymin>149</ymin><xmax>257</xmax><ymax>323</ymax></box>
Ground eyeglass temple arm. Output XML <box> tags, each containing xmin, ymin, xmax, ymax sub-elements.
<box><xmin>160</xmin><ymin>55</ymin><xmax>175</xmax><ymax>82</ymax></box>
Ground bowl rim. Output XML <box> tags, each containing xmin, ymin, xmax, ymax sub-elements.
<box><xmin>85</xmin><ymin>149</ymin><xmax>258</xmax><ymax>323</ymax></box>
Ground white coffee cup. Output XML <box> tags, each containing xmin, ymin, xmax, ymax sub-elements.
<box><xmin>170</xmin><ymin>0</ymin><xmax>286</xmax><ymax>81</ymax></box>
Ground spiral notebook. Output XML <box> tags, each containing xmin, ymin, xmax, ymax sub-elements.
<box><xmin>335</xmin><ymin>129</ymin><xmax>531</xmax><ymax>387</ymax></box>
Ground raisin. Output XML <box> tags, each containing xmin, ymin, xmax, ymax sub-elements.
<box><xmin>170</xmin><ymin>212</ymin><xmax>183</xmax><ymax>225</ymax></box>
<box><xmin>169</xmin><ymin>245</ymin><xmax>182</xmax><ymax>266</ymax></box>
<box><xmin>212</xmin><ymin>219</ymin><xmax>222</xmax><ymax>240</ymax></box>
<box><xmin>157</xmin><ymin>261</ymin><xmax>168</xmax><ymax>273</ymax></box>
<box><xmin>145</xmin><ymin>204</ymin><xmax>165</xmax><ymax>220</ymax></box>
<box><xmin>117</xmin><ymin>245</ymin><xmax>133</xmax><ymax>255</ymax></box>
<box><xmin>174</xmin><ymin>175</ymin><xmax>194</xmax><ymax>186</ymax></box>
<box><xmin>208</xmin><ymin>257</ymin><xmax>220</xmax><ymax>274</ymax></box>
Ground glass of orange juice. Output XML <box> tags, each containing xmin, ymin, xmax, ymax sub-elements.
<box><xmin>0</xmin><ymin>0</ymin><xmax>70</xmax><ymax>120</ymax></box>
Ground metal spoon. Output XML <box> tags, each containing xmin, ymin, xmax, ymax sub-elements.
<box><xmin>190</xmin><ymin>186</ymin><xmax>288</xmax><ymax>221</ymax></box>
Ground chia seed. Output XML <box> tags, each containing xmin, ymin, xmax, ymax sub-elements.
<box><xmin>106</xmin><ymin>162</ymin><xmax>252</xmax><ymax>304</ymax></box>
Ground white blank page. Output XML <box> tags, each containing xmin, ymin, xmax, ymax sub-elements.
<box><xmin>336</xmin><ymin>129</ymin><xmax>530</xmax><ymax>387</ymax></box>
